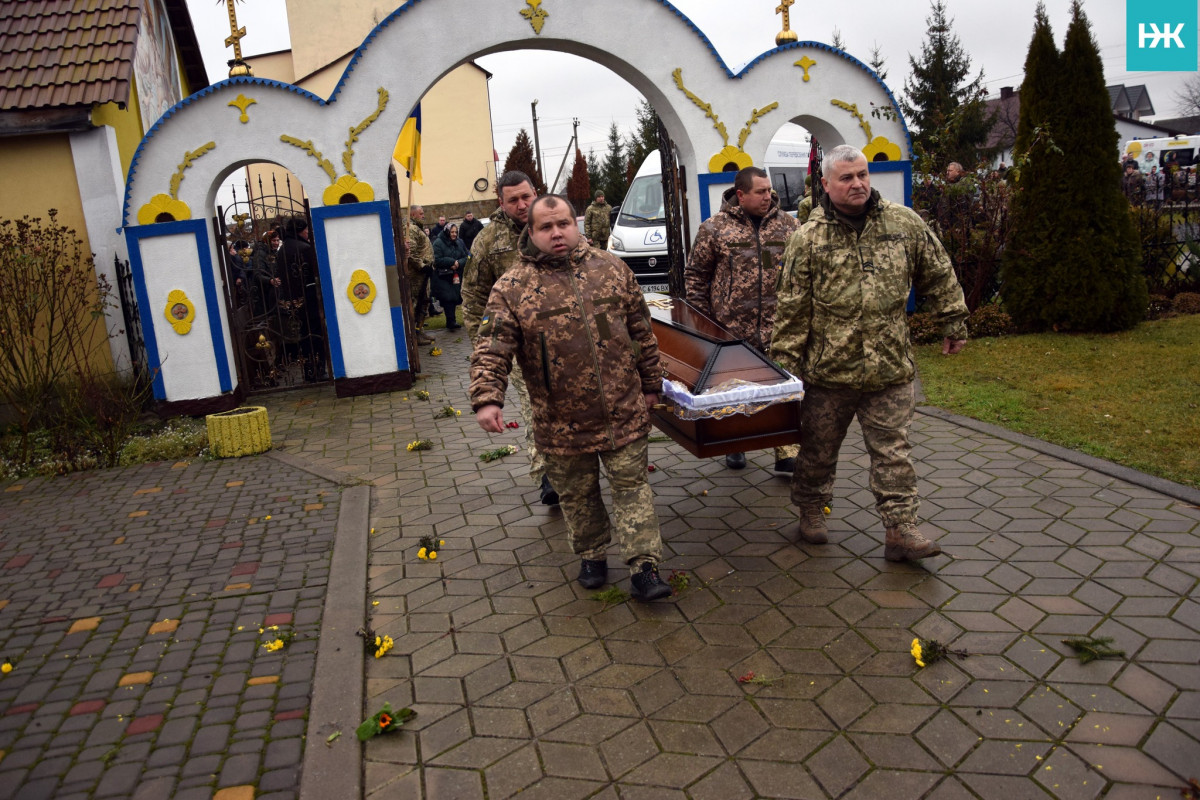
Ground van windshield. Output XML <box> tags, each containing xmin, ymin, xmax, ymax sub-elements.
<box><xmin>618</xmin><ymin>175</ymin><xmax>666</xmax><ymax>225</ymax></box>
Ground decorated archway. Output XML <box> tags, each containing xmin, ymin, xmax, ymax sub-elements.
<box><xmin>122</xmin><ymin>0</ymin><xmax>911</xmax><ymax>410</ymax></box>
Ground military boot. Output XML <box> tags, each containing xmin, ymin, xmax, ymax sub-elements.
<box><xmin>884</xmin><ymin>522</ymin><xmax>942</xmax><ymax>562</ymax></box>
<box><xmin>794</xmin><ymin>503</ymin><xmax>829</xmax><ymax>544</ymax></box>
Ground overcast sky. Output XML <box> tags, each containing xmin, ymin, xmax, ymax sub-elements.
<box><xmin>186</xmin><ymin>0</ymin><xmax>1195</xmax><ymax>172</ymax></box>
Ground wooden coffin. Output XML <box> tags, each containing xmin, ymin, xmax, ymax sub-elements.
<box><xmin>648</xmin><ymin>297</ymin><xmax>802</xmax><ymax>458</ymax></box>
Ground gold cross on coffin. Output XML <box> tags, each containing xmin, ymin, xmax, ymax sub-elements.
<box><xmin>776</xmin><ymin>0</ymin><xmax>799</xmax><ymax>45</ymax></box>
<box><xmin>222</xmin><ymin>0</ymin><xmax>247</xmax><ymax>61</ymax></box>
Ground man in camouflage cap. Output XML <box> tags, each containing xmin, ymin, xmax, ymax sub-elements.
<box><xmin>462</xmin><ymin>171</ymin><xmax>560</xmax><ymax>505</ymax></box>
<box><xmin>405</xmin><ymin>205</ymin><xmax>435</xmax><ymax>345</ymax></box>
<box><xmin>470</xmin><ymin>194</ymin><xmax>671</xmax><ymax>601</ymax></box>
<box><xmin>772</xmin><ymin>144</ymin><xmax>968</xmax><ymax>561</ymax></box>
<box><xmin>584</xmin><ymin>191</ymin><xmax>611</xmax><ymax>250</ymax></box>
<box><xmin>686</xmin><ymin>165</ymin><xmax>799</xmax><ymax>475</ymax></box>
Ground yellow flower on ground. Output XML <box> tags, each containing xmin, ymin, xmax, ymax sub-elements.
<box><xmin>428</xmin><ymin>551</ymin><xmax>437</xmax><ymax>560</ymax></box>
<box><xmin>263</xmin><ymin>639</ymin><xmax>285</xmax><ymax>652</ymax></box>
<box><xmin>911</xmin><ymin>638</ymin><xmax>925</xmax><ymax>668</ymax></box>
<box><xmin>417</xmin><ymin>547</ymin><xmax>428</xmax><ymax>560</ymax></box>
<box><xmin>438</xmin><ymin>539</ymin><xmax>445</xmax><ymax>546</ymax></box>
<box><xmin>430</xmin><ymin>346</ymin><xmax>443</xmax><ymax>356</ymax></box>
<box><xmin>1</xmin><ymin>662</ymin><xmax>12</xmax><ymax>674</ymax></box>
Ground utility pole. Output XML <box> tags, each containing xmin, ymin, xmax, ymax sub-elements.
<box><xmin>531</xmin><ymin>100</ymin><xmax>545</xmax><ymax>186</ymax></box>
<box><xmin>550</xmin><ymin>117</ymin><xmax>581</xmax><ymax>194</ymax></box>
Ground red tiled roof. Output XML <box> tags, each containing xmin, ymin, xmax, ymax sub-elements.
<box><xmin>0</xmin><ymin>0</ymin><xmax>208</xmax><ymax>115</ymax></box>
<box><xmin>0</xmin><ymin>0</ymin><xmax>140</xmax><ymax>112</ymax></box>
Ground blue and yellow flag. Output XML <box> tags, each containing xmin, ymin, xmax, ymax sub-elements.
<box><xmin>392</xmin><ymin>104</ymin><xmax>423</xmax><ymax>184</ymax></box>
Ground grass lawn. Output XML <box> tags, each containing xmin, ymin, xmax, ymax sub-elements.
<box><xmin>913</xmin><ymin>314</ymin><xmax>1200</xmax><ymax>489</ymax></box>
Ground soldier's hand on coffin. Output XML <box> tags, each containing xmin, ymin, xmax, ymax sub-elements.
<box><xmin>644</xmin><ymin>392</ymin><xmax>658</xmax><ymax>411</ymax></box>
<box><xmin>942</xmin><ymin>337</ymin><xmax>966</xmax><ymax>355</ymax></box>
<box><xmin>476</xmin><ymin>404</ymin><xmax>505</xmax><ymax>433</ymax></box>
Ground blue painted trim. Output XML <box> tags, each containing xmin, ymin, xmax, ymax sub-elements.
<box><xmin>310</xmin><ymin>200</ymin><xmax>405</xmax><ymax>375</ymax></box>
<box><xmin>868</xmin><ymin>160</ymin><xmax>913</xmax><ymax>207</ymax></box>
<box><xmin>309</xmin><ymin>206</ymin><xmax>348</xmax><ymax>379</ymax></box>
<box><xmin>124</xmin><ymin>218</ymin><xmax>233</xmax><ymax>398</ymax></box>
<box><xmin>390</xmin><ymin>305</ymin><xmax>411</xmax><ymax>371</ymax></box>
<box><xmin>697</xmin><ymin>172</ymin><xmax>736</xmax><ymax>220</ymax></box>
<box><xmin>121</xmin><ymin>76</ymin><xmax>329</xmax><ymax>227</ymax></box>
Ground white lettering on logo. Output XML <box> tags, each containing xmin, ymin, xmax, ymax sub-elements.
<box><xmin>1139</xmin><ymin>22</ymin><xmax>1186</xmax><ymax>48</ymax></box>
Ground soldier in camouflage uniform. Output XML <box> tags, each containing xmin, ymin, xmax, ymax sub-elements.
<box><xmin>686</xmin><ymin>166</ymin><xmax>800</xmax><ymax>475</ymax></box>
<box><xmin>461</xmin><ymin>172</ymin><xmax>558</xmax><ymax>504</ymax></box>
<box><xmin>470</xmin><ymin>195</ymin><xmax>671</xmax><ymax>601</ymax></box>
<box><xmin>583</xmin><ymin>191</ymin><xmax>611</xmax><ymax>250</ymax></box>
<box><xmin>772</xmin><ymin>145</ymin><xmax>968</xmax><ymax>562</ymax></box>
<box><xmin>405</xmin><ymin>206</ymin><xmax>435</xmax><ymax>345</ymax></box>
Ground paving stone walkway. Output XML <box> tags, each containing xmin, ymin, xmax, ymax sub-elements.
<box><xmin>260</xmin><ymin>329</ymin><xmax>1200</xmax><ymax>800</ymax></box>
<box><xmin>0</xmin><ymin>457</ymin><xmax>342</xmax><ymax>800</ymax></box>
<box><xmin>2</xmin><ymin>324</ymin><xmax>1198</xmax><ymax>800</ymax></box>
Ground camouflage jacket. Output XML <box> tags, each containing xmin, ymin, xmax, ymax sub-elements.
<box><xmin>404</xmin><ymin>220</ymin><xmax>433</xmax><ymax>277</ymax></box>
<box><xmin>584</xmin><ymin>201</ymin><xmax>611</xmax><ymax>241</ymax></box>
<box><xmin>772</xmin><ymin>190</ymin><xmax>968</xmax><ymax>392</ymax></box>
<box><xmin>684</xmin><ymin>187</ymin><xmax>798</xmax><ymax>352</ymax></box>
<box><xmin>461</xmin><ymin>207</ymin><xmax>523</xmax><ymax>340</ymax></box>
<box><xmin>469</xmin><ymin>236</ymin><xmax>662</xmax><ymax>456</ymax></box>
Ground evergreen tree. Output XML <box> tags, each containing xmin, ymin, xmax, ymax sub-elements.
<box><xmin>1050</xmin><ymin>0</ymin><xmax>1145</xmax><ymax>330</ymax></box>
<box><xmin>600</xmin><ymin>122</ymin><xmax>628</xmax><ymax>207</ymax></box>
<box><xmin>868</xmin><ymin>42</ymin><xmax>888</xmax><ymax>82</ymax></box>
<box><xmin>503</xmin><ymin>129</ymin><xmax>545</xmax><ymax>194</ymax></box>
<box><xmin>625</xmin><ymin>100</ymin><xmax>658</xmax><ymax>176</ymax></box>
<box><xmin>586</xmin><ymin>149</ymin><xmax>603</xmax><ymax>199</ymax></box>
<box><xmin>831</xmin><ymin>28</ymin><xmax>845</xmax><ymax>50</ymax></box>
<box><xmin>1001</xmin><ymin>3</ymin><xmax>1063</xmax><ymax>330</ymax></box>
<box><xmin>566</xmin><ymin>148</ymin><xmax>590</xmax><ymax>212</ymax></box>
<box><xmin>901</xmin><ymin>0</ymin><xmax>992</xmax><ymax>169</ymax></box>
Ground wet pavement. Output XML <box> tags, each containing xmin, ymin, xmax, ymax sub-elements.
<box><xmin>2</xmin><ymin>325</ymin><xmax>1199</xmax><ymax>799</ymax></box>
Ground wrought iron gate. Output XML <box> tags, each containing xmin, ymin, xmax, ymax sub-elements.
<box><xmin>113</xmin><ymin>254</ymin><xmax>149</xmax><ymax>382</ymax></box>
<box><xmin>657</xmin><ymin>118</ymin><xmax>690</xmax><ymax>298</ymax></box>
<box><xmin>213</xmin><ymin>172</ymin><xmax>331</xmax><ymax>392</ymax></box>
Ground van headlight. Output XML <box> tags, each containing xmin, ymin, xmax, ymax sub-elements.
<box><xmin>610</xmin><ymin>235</ymin><xmax>625</xmax><ymax>252</ymax></box>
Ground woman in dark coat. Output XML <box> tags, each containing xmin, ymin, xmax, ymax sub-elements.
<box><xmin>432</xmin><ymin>224</ymin><xmax>467</xmax><ymax>329</ymax></box>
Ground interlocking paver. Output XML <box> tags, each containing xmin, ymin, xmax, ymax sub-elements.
<box><xmin>7</xmin><ymin>328</ymin><xmax>1199</xmax><ymax>798</ymax></box>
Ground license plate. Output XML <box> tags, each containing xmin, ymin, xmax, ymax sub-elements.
<box><xmin>640</xmin><ymin>283</ymin><xmax>669</xmax><ymax>294</ymax></box>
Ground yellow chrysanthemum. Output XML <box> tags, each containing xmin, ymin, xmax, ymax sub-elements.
<box><xmin>137</xmin><ymin>193</ymin><xmax>192</xmax><ymax>225</ymax></box>
<box><xmin>438</xmin><ymin>539</ymin><xmax>445</xmax><ymax>546</ymax></box>
<box><xmin>322</xmin><ymin>175</ymin><xmax>376</xmax><ymax>206</ymax></box>
<box><xmin>1</xmin><ymin>662</ymin><xmax>12</xmax><ymax>674</ymax></box>
<box><xmin>428</xmin><ymin>551</ymin><xmax>437</xmax><ymax>561</ymax></box>
<box><xmin>417</xmin><ymin>547</ymin><xmax>428</xmax><ymax>559</ymax></box>
<box><xmin>911</xmin><ymin>638</ymin><xmax>925</xmax><ymax>668</ymax></box>
<box><xmin>708</xmin><ymin>145</ymin><xmax>753</xmax><ymax>173</ymax></box>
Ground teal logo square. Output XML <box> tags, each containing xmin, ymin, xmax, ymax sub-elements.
<box><xmin>1127</xmin><ymin>0</ymin><xmax>1197</xmax><ymax>71</ymax></box>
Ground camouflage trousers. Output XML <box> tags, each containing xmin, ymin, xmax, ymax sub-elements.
<box><xmin>509</xmin><ymin>366</ymin><xmax>546</xmax><ymax>486</ymax></box>
<box><xmin>791</xmin><ymin>382</ymin><xmax>918</xmax><ymax>526</ymax></box>
<box><xmin>407</xmin><ymin>269</ymin><xmax>429</xmax><ymax>329</ymax></box>
<box><xmin>543</xmin><ymin>436</ymin><xmax>663</xmax><ymax>573</ymax></box>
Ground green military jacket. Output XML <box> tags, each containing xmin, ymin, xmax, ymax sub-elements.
<box><xmin>461</xmin><ymin>208</ymin><xmax>523</xmax><ymax>340</ymax></box>
<box><xmin>772</xmin><ymin>191</ymin><xmax>968</xmax><ymax>392</ymax></box>
<box><xmin>404</xmin><ymin>220</ymin><xmax>432</xmax><ymax>278</ymax></box>
<box><xmin>469</xmin><ymin>235</ymin><xmax>661</xmax><ymax>456</ymax></box>
<box><xmin>584</xmin><ymin>200</ymin><xmax>611</xmax><ymax>242</ymax></box>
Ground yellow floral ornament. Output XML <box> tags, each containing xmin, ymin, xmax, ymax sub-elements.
<box><xmin>138</xmin><ymin>194</ymin><xmax>191</xmax><ymax>225</ymax></box>
<box><xmin>323</xmin><ymin>175</ymin><xmax>375</xmax><ymax>206</ymax></box>
<box><xmin>709</xmin><ymin>146</ymin><xmax>753</xmax><ymax>173</ymax></box>
<box><xmin>164</xmin><ymin>289</ymin><xmax>195</xmax><ymax>334</ymax></box>
<box><xmin>347</xmin><ymin>269</ymin><xmax>377</xmax><ymax>314</ymax></box>
<box><xmin>863</xmin><ymin>136</ymin><xmax>902</xmax><ymax>163</ymax></box>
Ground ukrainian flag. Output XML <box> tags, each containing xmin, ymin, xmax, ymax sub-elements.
<box><xmin>393</xmin><ymin>104</ymin><xmax>422</xmax><ymax>184</ymax></box>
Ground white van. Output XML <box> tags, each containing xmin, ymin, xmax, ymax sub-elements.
<box><xmin>1123</xmin><ymin>135</ymin><xmax>1200</xmax><ymax>170</ymax></box>
<box><xmin>608</xmin><ymin>150</ymin><xmax>669</xmax><ymax>292</ymax></box>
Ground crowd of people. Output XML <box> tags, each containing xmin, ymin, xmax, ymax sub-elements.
<box><xmin>1122</xmin><ymin>158</ymin><xmax>1198</xmax><ymax>207</ymax></box>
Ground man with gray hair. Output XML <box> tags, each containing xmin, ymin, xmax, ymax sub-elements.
<box><xmin>771</xmin><ymin>144</ymin><xmax>969</xmax><ymax>561</ymax></box>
